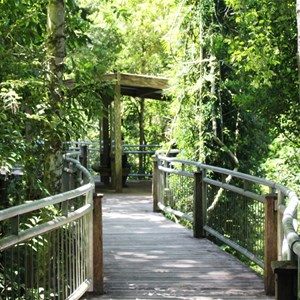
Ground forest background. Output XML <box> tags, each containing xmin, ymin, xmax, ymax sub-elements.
<box><xmin>0</xmin><ymin>0</ymin><xmax>299</xmax><ymax>204</ymax></box>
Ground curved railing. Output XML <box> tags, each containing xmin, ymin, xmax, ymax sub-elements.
<box><xmin>66</xmin><ymin>141</ymin><xmax>160</xmax><ymax>178</ymax></box>
<box><xmin>0</xmin><ymin>154</ymin><xmax>98</xmax><ymax>299</ymax></box>
<box><xmin>152</xmin><ymin>150</ymin><xmax>299</xmax><ymax>294</ymax></box>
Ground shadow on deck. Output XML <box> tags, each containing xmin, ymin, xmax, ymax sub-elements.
<box><xmin>95</xmin><ymin>179</ymin><xmax>153</xmax><ymax>195</ymax></box>
<box><xmin>84</xmin><ymin>180</ymin><xmax>274</xmax><ymax>300</ymax></box>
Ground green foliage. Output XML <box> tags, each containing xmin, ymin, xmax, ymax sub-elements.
<box><xmin>0</xmin><ymin>0</ymin><xmax>299</xmax><ymax>204</ymax></box>
<box><xmin>162</xmin><ymin>0</ymin><xmax>299</xmax><ymax>187</ymax></box>
<box><xmin>224</xmin><ymin>0</ymin><xmax>298</xmax><ymax>137</ymax></box>
<box><xmin>262</xmin><ymin>135</ymin><xmax>300</xmax><ymax>195</ymax></box>
<box><xmin>0</xmin><ymin>0</ymin><xmax>106</xmax><ymax>201</ymax></box>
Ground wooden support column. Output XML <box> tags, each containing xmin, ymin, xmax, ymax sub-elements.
<box><xmin>113</xmin><ymin>73</ymin><xmax>122</xmax><ymax>192</ymax></box>
<box><xmin>152</xmin><ymin>155</ymin><xmax>159</xmax><ymax>212</ymax></box>
<box><xmin>93</xmin><ymin>193</ymin><xmax>104</xmax><ymax>294</ymax></box>
<box><xmin>264</xmin><ymin>194</ymin><xmax>278</xmax><ymax>296</ymax></box>
<box><xmin>138</xmin><ymin>98</ymin><xmax>145</xmax><ymax>178</ymax></box>
<box><xmin>101</xmin><ymin>95</ymin><xmax>110</xmax><ymax>184</ymax></box>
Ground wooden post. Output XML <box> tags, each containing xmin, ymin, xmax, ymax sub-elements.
<box><xmin>93</xmin><ymin>193</ymin><xmax>104</xmax><ymax>294</ymax></box>
<box><xmin>138</xmin><ymin>98</ymin><xmax>145</xmax><ymax>179</ymax></box>
<box><xmin>264</xmin><ymin>194</ymin><xmax>278</xmax><ymax>296</ymax></box>
<box><xmin>101</xmin><ymin>95</ymin><xmax>110</xmax><ymax>185</ymax></box>
<box><xmin>193</xmin><ymin>171</ymin><xmax>206</xmax><ymax>238</ymax></box>
<box><xmin>152</xmin><ymin>155</ymin><xmax>160</xmax><ymax>212</ymax></box>
<box><xmin>271</xmin><ymin>260</ymin><xmax>297</xmax><ymax>300</ymax></box>
<box><xmin>113</xmin><ymin>73</ymin><xmax>122</xmax><ymax>192</ymax></box>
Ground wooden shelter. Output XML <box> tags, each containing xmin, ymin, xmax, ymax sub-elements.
<box><xmin>99</xmin><ymin>72</ymin><xmax>169</xmax><ymax>192</ymax></box>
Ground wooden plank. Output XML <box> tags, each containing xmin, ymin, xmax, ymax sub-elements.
<box><xmin>82</xmin><ymin>192</ymin><xmax>273</xmax><ymax>300</ymax></box>
<box><xmin>103</xmin><ymin>73</ymin><xmax>169</xmax><ymax>90</ymax></box>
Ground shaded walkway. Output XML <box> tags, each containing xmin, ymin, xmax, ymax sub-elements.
<box><xmin>85</xmin><ymin>181</ymin><xmax>273</xmax><ymax>300</ymax></box>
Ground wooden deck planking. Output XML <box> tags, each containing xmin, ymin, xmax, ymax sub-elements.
<box><xmin>83</xmin><ymin>192</ymin><xmax>274</xmax><ymax>300</ymax></box>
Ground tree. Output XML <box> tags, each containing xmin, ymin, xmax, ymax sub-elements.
<box><xmin>43</xmin><ymin>0</ymin><xmax>66</xmax><ymax>194</ymax></box>
<box><xmin>0</xmin><ymin>0</ymin><xmax>96</xmax><ymax>202</ymax></box>
<box><xmin>297</xmin><ymin>0</ymin><xmax>300</xmax><ymax>93</ymax></box>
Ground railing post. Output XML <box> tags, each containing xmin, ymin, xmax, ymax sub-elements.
<box><xmin>264</xmin><ymin>194</ymin><xmax>278</xmax><ymax>296</ymax></box>
<box><xmin>152</xmin><ymin>155</ymin><xmax>160</xmax><ymax>212</ymax></box>
<box><xmin>93</xmin><ymin>193</ymin><xmax>104</xmax><ymax>294</ymax></box>
<box><xmin>193</xmin><ymin>171</ymin><xmax>206</xmax><ymax>238</ymax></box>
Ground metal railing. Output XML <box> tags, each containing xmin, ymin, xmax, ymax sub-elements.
<box><xmin>65</xmin><ymin>141</ymin><xmax>159</xmax><ymax>178</ymax></box>
<box><xmin>152</xmin><ymin>150</ymin><xmax>299</xmax><ymax>295</ymax></box>
<box><xmin>0</xmin><ymin>153</ymin><xmax>98</xmax><ymax>299</ymax></box>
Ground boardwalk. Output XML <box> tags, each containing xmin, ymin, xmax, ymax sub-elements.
<box><xmin>84</xmin><ymin>181</ymin><xmax>274</xmax><ymax>300</ymax></box>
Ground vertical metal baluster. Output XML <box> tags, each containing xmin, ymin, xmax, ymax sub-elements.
<box><xmin>58</xmin><ymin>227</ymin><xmax>61</xmax><ymax>300</ymax></box>
<box><xmin>10</xmin><ymin>247</ymin><xmax>13</xmax><ymax>299</ymax></box>
<box><xmin>62</xmin><ymin>225</ymin><xmax>66</xmax><ymax>299</ymax></box>
<box><xmin>77</xmin><ymin>219</ymin><xmax>80</xmax><ymax>289</ymax></box>
<box><xmin>31</xmin><ymin>240</ymin><xmax>34</xmax><ymax>300</ymax></box>
<box><xmin>74</xmin><ymin>220</ymin><xmax>78</xmax><ymax>291</ymax></box>
<box><xmin>52</xmin><ymin>231</ymin><xmax>56</xmax><ymax>299</ymax></box>
<box><xmin>81</xmin><ymin>216</ymin><xmax>89</xmax><ymax>281</ymax></box>
<box><xmin>78</xmin><ymin>217</ymin><xmax>81</xmax><ymax>287</ymax></box>
<box><xmin>79</xmin><ymin>218</ymin><xmax>83</xmax><ymax>284</ymax></box>
<box><xmin>71</xmin><ymin>221</ymin><xmax>75</xmax><ymax>293</ymax></box>
<box><xmin>66</xmin><ymin>223</ymin><xmax>70</xmax><ymax>297</ymax></box>
<box><xmin>85</xmin><ymin>214</ymin><xmax>88</xmax><ymax>283</ymax></box>
<box><xmin>60</xmin><ymin>226</ymin><xmax>63</xmax><ymax>299</ymax></box>
<box><xmin>50</xmin><ymin>231</ymin><xmax>53</xmax><ymax>298</ymax></box>
<box><xmin>47</xmin><ymin>232</ymin><xmax>52</xmax><ymax>299</ymax></box>
<box><xmin>72</xmin><ymin>221</ymin><xmax>76</xmax><ymax>294</ymax></box>
<box><xmin>84</xmin><ymin>214</ymin><xmax>87</xmax><ymax>282</ymax></box>
<box><xmin>79</xmin><ymin>218</ymin><xmax>83</xmax><ymax>287</ymax></box>
<box><xmin>17</xmin><ymin>244</ymin><xmax>20</xmax><ymax>299</ymax></box>
<box><xmin>81</xmin><ymin>217</ymin><xmax>84</xmax><ymax>284</ymax></box>
<box><xmin>57</xmin><ymin>227</ymin><xmax>60</xmax><ymax>300</ymax></box>
<box><xmin>56</xmin><ymin>229</ymin><xmax>59</xmax><ymax>300</ymax></box>
<box><xmin>261</xmin><ymin>201</ymin><xmax>264</xmax><ymax>258</ymax></box>
<box><xmin>62</xmin><ymin>226</ymin><xmax>65</xmax><ymax>299</ymax></box>
<box><xmin>83</xmin><ymin>215</ymin><xmax>87</xmax><ymax>283</ymax></box>
<box><xmin>81</xmin><ymin>216</ymin><xmax>84</xmax><ymax>285</ymax></box>
<box><xmin>37</xmin><ymin>237</ymin><xmax>40</xmax><ymax>299</ymax></box>
<box><xmin>2</xmin><ymin>251</ymin><xmax>6</xmax><ymax>299</ymax></box>
<box><xmin>76</xmin><ymin>219</ymin><xmax>80</xmax><ymax>289</ymax></box>
<box><xmin>68</xmin><ymin>221</ymin><xmax>72</xmax><ymax>295</ymax></box>
<box><xmin>41</xmin><ymin>234</ymin><xmax>45</xmax><ymax>299</ymax></box>
<box><xmin>11</xmin><ymin>216</ymin><xmax>18</xmax><ymax>299</ymax></box>
<box><xmin>24</xmin><ymin>241</ymin><xmax>28</xmax><ymax>298</ymax></box>
<box><xmin>79</xmin><ymin>218</ymin><xmax>82</xmax><ymax>286</ymax></box>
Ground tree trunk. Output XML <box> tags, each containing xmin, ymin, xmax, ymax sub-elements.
<box><xmin>297</xmin><ymin>0</ymin><xmax>300</xmax><ymax>96</ymax></box>
<box><xmin>44</xmin><ymin>0</ymin><xmax>66</xmax><ymax>195</ymax></box>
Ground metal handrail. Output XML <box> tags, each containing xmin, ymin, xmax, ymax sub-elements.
<box><xmin>0</xmin><ymin>154</ymin><xmax>95</xmax><ymax>299</ymax></box>
<box><xmin>154</xmin><ymin>151</ymin><xmax>299</xmax><ymax>287</ymax></box>
<box><xmin>66</xmin><ymin>142</ymin><xmax>161</xmax><ymax>178</ymax></box>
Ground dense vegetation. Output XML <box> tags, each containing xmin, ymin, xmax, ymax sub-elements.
<box><xmin>0</xmin><ymin>0</ymin><xmax>299</xmax><ymax>206</ymax></box>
